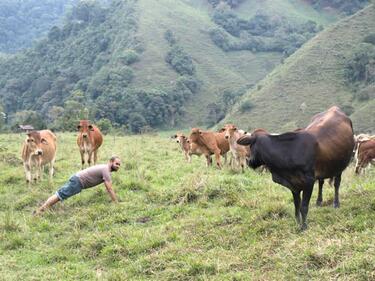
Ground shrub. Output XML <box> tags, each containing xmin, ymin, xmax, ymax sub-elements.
<box><xmin>341</xmin><ymin>104</ymin><xmax>354</xmax><ymax>116</ymax></box>
<box><xmin>363</xmin><ymin>34</ymin><xmax>375</xmax><ymax>45</ymax></box>
<box><xmin>164</xmin><ymin>29</ymin><xmax>177</xmax><ymax>46</ymax></box>
<box><xmin>165</xmin><ymin>45</ymin><xmax>195</xmax><ymax>76</ymax></box>
<box><xmin>239</xmin><ymin>100</ymin><xmax>254</xmax><ymax>112</ymax></box>
<box><xmin>96</xmin><ymin>118</ymin><xmax>112</xmax><ymax>134</ymax></box>
<box><xmin>120</xmin><ymin>49</ymin><xmax>139</xmax><ymax>65</ymax></box>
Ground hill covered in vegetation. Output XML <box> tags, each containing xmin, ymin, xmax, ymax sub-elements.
<box><xmin>223</xmin><ymin>4</ymin><xmax>375</xmax><ymax>133</ymax></box>
<box><xmin>0</xmin><ymin>0</ymin><xmax>347</xmax><ymax>132</ymax></box>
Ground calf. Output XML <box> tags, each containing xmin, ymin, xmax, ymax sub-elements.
<box><xmin>21</xmin><ymin>130</ymin><xmax>57</xmax><ymax>184</ymax></box>
<box><xmin>222</xmin><ymin>124</ymin><xmax>250</xmax><ymax>171</ymax></box>
<box><xmin>355</xmin><ymin>139</ymin><xmax>375</xmax><ymax>174</ymax></box>
<box><xmin>77</xmin><ymin>120</ymin><xmax>103</xmax><ymax>168</ymax></box>
<box><xmin>238</xmin><ymin>106</ymin><xmax>354</xmax><ymax>230</ymax></box>
<box><xmin>189</xmin><ymin>128</ymin><xmax>229</xmax><ymax>168</ymax></box>
<box><xmin>171</xmin><ymin>133</ymin><xmax>191</xmax><ymax>162</ymax></box>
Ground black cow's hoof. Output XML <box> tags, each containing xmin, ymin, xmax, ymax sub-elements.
<box><xmin>316</xmin><ymin>200</ymin><xmax>322</xmax><ymax>207</ymax></box>
<box><xmin>300</xmin><ymin>223</ymin><xmax>308</xmax><ymax>231</ymax></box>
<box><xmin>334</xmin><ymin>202</ymin><xmax>340</xmax><ymax>208</ymax></box>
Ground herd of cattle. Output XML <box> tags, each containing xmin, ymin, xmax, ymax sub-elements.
<box><xmin>172</xmin><ymin>106</ymin><xmax>374</xmax><ymax>229</ymax></box>
<box><xmin>20</xmin><ymin>106</ymin><xmax>374</xmax><ymax>229</ymax></box>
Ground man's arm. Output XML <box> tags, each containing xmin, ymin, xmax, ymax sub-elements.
<box><xmin>104</xmin><ymin>181</ymin><xmax>118</xmax><ymax>202</ymax></box>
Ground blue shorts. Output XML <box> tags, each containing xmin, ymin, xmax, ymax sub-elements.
<box><xmin>56</xmin><ymin>175</ymin><xmax>83</xmax><ymax>201</ymax></box>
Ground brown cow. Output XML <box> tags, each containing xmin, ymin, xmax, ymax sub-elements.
<box><xmin>189</xmin><ymin>128</ymin><xmax>229</xmax><ymax>168</ymax></box>
<box><xmin>222</xmin><ymin>124</ymin><xmax>250</xmax><ymax>171</ymax></box>
<box><xmin>355</xmin><ymin>139</ymin><xmax>375</xmax><ymax>175</ymax></box>
<box><xmin>77</xmin><ymin>120</ymin><xmax>103</xmax><ymax>169</ymax></box>
<box><xmin>22</xmin><ymin>130</ymin><xmax>57</xmax><ymax>184</ymax></box>
<box><xmin>238</xmin><ymin>106</ymin><xmax>354</xmax><ymax>230</ymax></box>
<box><xmin>171</xmin><ymin>133</ymin><xmax>191</xmax><ymax>162</ymax></box>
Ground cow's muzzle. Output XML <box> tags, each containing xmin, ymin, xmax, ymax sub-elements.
<box><xmin>36</xmin><ymin>150</ymin><xmax>43</xmax><ymax>156</ymax></box>
<box><xmin>83</xmin><ymin>134</ymin><xmax>88</xmax><ymax>138</ymax></box>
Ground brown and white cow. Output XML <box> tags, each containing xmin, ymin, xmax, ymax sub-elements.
<box><xmin>21</xmin><ymin>130</ymin><xmax>57</xmax><ymax>184</ymax></box>
<box><xmin>222</xmin><ymin>124</ymin><xmax>250</xmax><ymax>171</ymax></box>
<box><xmin>77</xmin><ymin>120</ymin><xmax>103</xmax><ymax>169</ymax></box>
<box><xmin>355</xmin><ymin>139</ymin><xmax>375</xmax><ymax>175</ymax></box>
<box><xmin>238</xmin><ymin>106</ymin><xmax>354</xmax><ymax>230</ymax></box>
<box><xmin>188</xmin><ymin>128</ymin><xmax>229</xmax><ymax>168</ymax></box>
<box><xmin>171</xmin><ymin>133</ymin><xmax>191</xmax><ymax>162</ymax></box>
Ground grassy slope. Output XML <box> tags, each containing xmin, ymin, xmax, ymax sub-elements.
<box><xmin>0</xmin><ymin>133</ymin><xmax>374</xmax><ymax>280</ymax></box>
<box><xmin>132</xmin><ymin>0</ymin><xmax>337</xmax><ymax>127</ymax></box>
<box><xmin>223</xmin><ymin>5</ymin><xmax>375</xmax><ymax>133</ymax></box>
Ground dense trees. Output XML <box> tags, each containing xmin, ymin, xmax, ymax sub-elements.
<box><xmin>209</xmin><ymin>5</ymin><xmax>321</xmax><ymax>56</ymax></box>
<box><xmin>308</xmin><ymin>0</ymin><xmax>368</xmax><ymax>15</ymax></box>
<box><xmin>346</xmin><ymin>37</ymin><xmax>375</xmax><ymax>102</ymax></box>
<box><xmin>0</xmin><ymin>0</ymin><xmax>76</xmax><ymax>53</ymax></box>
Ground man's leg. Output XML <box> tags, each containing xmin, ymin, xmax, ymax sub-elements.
<box><xmin>34</xmin><ymin>175</ymin><xmax>82</xmax><ymax>215</ymax></box>
<box><xmin>35</xmin><ymin>194</ymin><xmax>60</xmax><ymax>215</ymax></box>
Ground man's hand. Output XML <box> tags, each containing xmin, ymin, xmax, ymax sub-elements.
<box><xmin>104</xmin><ymin>181</ymin><xmax>118</xmax><ymax>203</ymax></box>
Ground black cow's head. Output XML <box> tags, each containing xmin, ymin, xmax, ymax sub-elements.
<box><xmin>237</xmin><ymin>131</ymin><xmax>266</xmax><ymax>169</ymax></box>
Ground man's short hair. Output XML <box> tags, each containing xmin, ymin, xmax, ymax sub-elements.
<box><xmin>109</xmin><ymin>156</ymin><xmax>120</xmax><ymax>162</ymax></box>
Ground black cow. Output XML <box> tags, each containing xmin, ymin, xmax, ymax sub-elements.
<box><xmin>238</xmin><ymin>106</ymin><xmax>354</xmax><ymax>230</ymax></box>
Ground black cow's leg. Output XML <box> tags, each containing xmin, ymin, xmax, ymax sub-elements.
<box><xmin>301</xmin><ymin>183</ymin><xmax>314</xmax><ymax>231</ymax></box>
<box><xmin>333</xmin><ymin>174</ymin><xmax>341</xmax><ymax>208</ymax></box>
<box><xmin>292</xmin><ymin>191</ymin><xmax>301</xmax><ymax>225</ymax></box>
<box><xmin>316</xmin><ymin>179</ymin><xmax>324</xmax><ymax>207</ymax></box>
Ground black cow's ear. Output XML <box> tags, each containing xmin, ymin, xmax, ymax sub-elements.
<box><xmin>237</xmin><ymin>135</ymin><xmax>256</xmax><ymax>146</ymax></box>
<box><xmin>219</xmin><ymin>128</ymin><xmax>225</xmax><ymax>133</ymax></box>
<box><xmin>77</xmin><ymin>125</ymin><xmax>81</xmax><ymax>130</ymax></box>
<box><xmin>88</xmin><ymin>125</ymin><xmax>94</xmax><ymax>131</ymax></box>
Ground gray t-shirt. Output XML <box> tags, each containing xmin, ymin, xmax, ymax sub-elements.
<box><xmin>76</xmin><ymin>164</ymin><xmax>111</xmax><ymax>189</ymax></box>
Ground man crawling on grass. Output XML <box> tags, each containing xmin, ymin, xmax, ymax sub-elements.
<box><xmin>34</xmin><ymin>156</ymin><xmax>121</xmax><ymax>215</ymax></box>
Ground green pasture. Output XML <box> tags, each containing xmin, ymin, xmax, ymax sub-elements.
<box><xmin>0</xmin><ymin>133</ymin><xmax>374</xmax><ymax>280</ymax></box>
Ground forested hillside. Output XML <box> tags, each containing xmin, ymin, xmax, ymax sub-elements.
<box><xmin>0</xmin><ymin>0</ymin><xmax>370</xmax><ymax>132</ymax></box>
<box><xmin>223</xmin><ymin>4</ymin><xmax>375</xmax><ymax>133</ymax></box>
<box><xmin>0</xmin><ymin>0</ymin><xmax>77</xmax><ymax>53</ymax></box>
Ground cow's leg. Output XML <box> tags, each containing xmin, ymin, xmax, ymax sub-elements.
<box><xmin>205</xmin><ymin>154</ymin><xmax>211</xmax><ymax>167</ymax></box>
<box><xmin>24</xmin><ymin>162</ymin><xmax>31</xmax><ymax>184</ymax></box>
<box><xmin>355</xmin><ymin>159</ymin><xmax>362</xmax><ymax>174</ymax></box>
<box><xmin>333</xmin><ymin>174</ymin><xmax>341</xmax><ymax>208</ymax></box>
<box><xmin>49</xmin><ymin>157</ymin><xmax>55</xmax><ymax>181</ymax></box>
<box><xmin>292</xmin><ymin>191</ymin><xmax>301</xmax><ymax>225</ymax></box>
<box><xmin>300</xmin><ymin>183</ymin><xmax>314</xmax><ymax>230</ymax></box>
<box><xmin>316</xmin><ymin>179</ymin><xmax>324</xmax><ymax>207</ymax></box>
<box><xmin>94</xmin><ymin>149</ymin><xmax>99</xmax><ymax>165</ymax></box>
<box><xmin>88</xmin><ymin>151</ymin><xmax>93</xmax><ymax>166</ymax></box>
<box><xmin>214</xmin><ymin>150</ymin><xmax>222</xmax><ymax>169</ymax></box>
<box><xmin>241</xmin><ymin>156</ymin><xmax>246</xmax><ymax>172</ymax></box>
<box><xmin>80</xmin><ymin>150</ymin><xmax>85</xmax><ymax>169</ymax></box>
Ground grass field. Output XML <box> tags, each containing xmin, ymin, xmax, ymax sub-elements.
<box><xmin>0</xmin><ymin>132</ymin><xmax>374</xmax><ymax>280</ymax></box>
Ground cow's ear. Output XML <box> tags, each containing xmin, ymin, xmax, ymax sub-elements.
<box><xmin>88</xmin><ymin>125</ymin><xmax>94</xmax><ymax>131</ymax></box>
<box><xmin>218</xmin><ymin>128</ymin><xmax>225</xmax><ymax>133</ymax></box>
<box><xmin>77</xmin><ymin>125</ymin><xmax>81</xmax><ymax>130</ymax></box>
<box><xmin>172</xmin><ymin>134</ymin><xmax>177</xmax><ymax>138</ymax></box>
<box><xmin>199</xmin><ymin>129</ymin><xmax>203</xmax><ymax>135</ymax></box>
<box><xmin>237</xmin><ymin>135</ymin><xmax>256</xmax><ymax>146</ymax></box>
<box><xmin>41</xmin><ymin>138</ymin><xmax>49</xmax><ymax>145</ymax></box>
<box><xmin>234</xmin><ymin>126</ymin><xmax>237</xmax><ymax>131</ymax></box>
